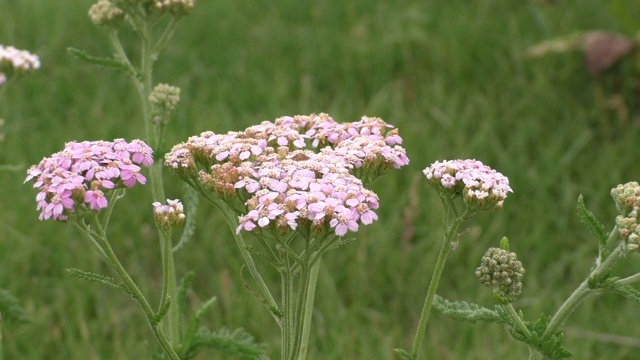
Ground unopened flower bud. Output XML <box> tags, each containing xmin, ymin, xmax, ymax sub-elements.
<box><xmin>89</xmin><ymin>0</ymin><xmax>125</xmax><ymax>29</ymax></box>
<box><xmin>149</xmin><ymin>83</ymin><xmax>180</xmax><ymax>120</ymax></box>
<box><xmin>611</xmin><ymin>182</ymin><xmax>640</xmax><ymax>215</ymax></box>
<box><xmin>153</xmin><ymin>199</ymin><xmax>185</xmax><ymax>232</ymax></box>
<box><xmin>152</xmin><ymin>0</ymin><xmax>195</xmax><ymax>17</ymax></box>
<box><xmin>616</xmin><ymin>209</ymin><xmax>640</xmax><ymax>253</ymax></box>
<box><xmin>476</xmin><ymin>247</ymin><xmax>525</xmax><ymax>303</ymax></box>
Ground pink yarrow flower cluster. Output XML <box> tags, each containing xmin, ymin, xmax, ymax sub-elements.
<box><xmin>423</xmin><ymin>159</ymin><xmax>512</xmax><ymax>211</ymax></box>
<box><xmin>25</xmin><ymin>139</ymin><xmax>153</xmax><ymax>221</ymax></box>
<box><xmin>165</xmin><ymin>113</ymin><xmax>408</xmax><ymax>237</ymax></box>
<box><xmin>233</xmin><ymin>151</ymin><xmax>380</xmax><ymax>237</ymax></box>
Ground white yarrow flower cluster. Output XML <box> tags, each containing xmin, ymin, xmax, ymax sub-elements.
<box><xmin>423</xmin><ymin>159</ymin><xmax>512</xmax><ymax>211</ymax></box>
<box><xmin>0</xmin><ymin>45</ymin><xmax>40</xmax><ymax>79</ymax></box>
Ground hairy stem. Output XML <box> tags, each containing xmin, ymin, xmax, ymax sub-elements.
<box><xmin>409</xmin><ymin>208</ymin><xmax>467</xmax><ymax>359</ymax></box>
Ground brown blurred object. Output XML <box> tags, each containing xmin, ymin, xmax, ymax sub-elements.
<box><xmin>583</xmin><ymin>31</ymin><xmax>635</xmax><ymax>76</ymax></box>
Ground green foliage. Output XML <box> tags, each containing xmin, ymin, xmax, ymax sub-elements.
<box><xmin>393</xmin><ymin>347</ymin><xmax>413</xmax><ymax>360</ymax></box>
<box><xmin>435</xmin><ymin>297</ymin><xmax>573</xmax><ymax>359</ymax></box>
<box><xmin>608</xmin><ymin>0</ymin><xmax>640</xmax><ymax>33</ymax></box>
<box><xmin>517</xmin><ymin>315</ymin><xmax>572</xmax><ymax>360</ymax></box>
<box><xmin>66</xmin><ymin>268</ymin><xmax>128</xmax><ymax>293</ymax></box>
<box><xmin>432</xmin><ymin>295</ymin><xmax>509</xmax><ymax>325</ymax></box>
<box><xmin>0</xmin><ymin>288</ymin><xmax>29</xmax><ymax>323</ymax></box>
<box><xmin>609</xmin><ymin>283</ymin><xmax>640</xmax><ymax>305</ymax></box>
<box><xmin>67</xmin><ymin>47</ymin><xmax>138</xmax><ymax>79</ymax></box>
<box><xmin>172</xmin><ymin>186</ymin><xmax>199</xmax><ymax>252</ymax></box>
<box><xmin>182</xmin><ymin>327</ymin><xmax>265</xmax><ymax>360</ymax></box>
<box><xmin>576</xmin><ymin>195</ymin><xmax>608</xmax><ymax>248</ymax></box>
<box><xmin>4</xmin><ymin>0</ymin><xmax>640</xmax><ymax>358</ymax></box>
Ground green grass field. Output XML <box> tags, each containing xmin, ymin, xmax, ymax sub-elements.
<box><xmin>2</xmin><ymin>0</ymin><xmax>640</xmax><ymax>358</ymax></box>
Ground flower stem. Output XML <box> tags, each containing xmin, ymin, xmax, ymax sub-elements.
<box><xmin>159</xmin><ymin>230</ymin><xmax>180</xmax><ymax>348</ymax></box>
<box><xmin>616</xmin><ymin>272</ymin><xmax>640</xmax><ymax>286</ymax></box>
<box><xmin>543</xmin><ymin>242</ymin><xmax>625</xmax><ymax>341</ymax></box>
<box><xmin>409</xmin><ymin>210</ymin><xmax>466</xmax><ymax>359</ymax></box>
<box><xmin>503</xmin><ymin>303</ymin><xmax>531</xmax><ymax>338</ymax></box>
<box><xmin>528</xmin><ymin>346</ymin><xmax>543</xmax><ymax>360</ymax></box>
<box><xmin>217</xmin><ymin>204</ymin><xmax>281</xmax><ymax>324</ymax></box>
<box><xmin>89</xmin><ymin>221</ymin><xmax>180</xmax><ymax>360</ymax></box>
<box><xmin>296</xmin><ymin>258</ymin><xmax>322</xmax><ymax>360</ymax></box>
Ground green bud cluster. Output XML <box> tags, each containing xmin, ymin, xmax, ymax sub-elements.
<box><xmin>611</xmin><ymin>182</ymin><xmax>640</xmax><ymax>252</ymax></box>
<box><xmin>476</xmin><ymin>247</ymin><xmax>525</xmax><ymax>303</ymax></box>
<box><xmin>88</xmin><ymin>0</ymin><xmax>125</xmax><ymax>29</ymax></box>
<box><xmin>611</xmin><ymin>182</ymin><xmax>640</xmax><ymax>215</ymax></box>
<box><xmin>149</xmin><ymin>83</ymin><xmax>180</xmax><ymax>124</ymax></box>
<box><xmin>616</xmin><ymin>209</ymin><xmax>640</xmax><ymax>252</ymax></box>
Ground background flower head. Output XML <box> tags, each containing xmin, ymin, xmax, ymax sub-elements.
<box><xmin>25</xmin><ymin>139</ymin><xmax>153</xmax><ymax>221</ymax></box>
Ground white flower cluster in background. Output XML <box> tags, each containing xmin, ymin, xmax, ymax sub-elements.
<box><xmin>0</xmin><ymin>45</ymin><xmax>41</xmax><ymax>79</ymax></box>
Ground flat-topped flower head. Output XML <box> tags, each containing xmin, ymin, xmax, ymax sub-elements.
<box><xmin>423</xmin><ymin>159</ymin><xmax>512</xmax><ymax>211</ymax></box>
<box><xmin>165</xmin><ymin>113</ymin><xmax>407</xmax><ymax>239</ymax></box>
<box><xmin>25</xmin><ymin>139</ymin><xmax>153</xmax><ymax>221</ymax></box>
<box><xmin>0</xmin><ymin>45</ymin><xmax>40</xmax><ymax>77</ymax></box>
<box><xmin>476</xmin><ymin>247</ymin><xmax>525</xmax><ymax>303</ymax></box>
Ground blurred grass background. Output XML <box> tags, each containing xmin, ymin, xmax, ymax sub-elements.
<box><xmin>2</xmin><ymin>0</ymin><xmax>640</xmax><ymax>358</ymax></box>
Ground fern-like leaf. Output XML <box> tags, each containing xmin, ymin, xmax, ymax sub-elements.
<box><xmin>182</xmin><ymin>327</ymin><xmax>265</xmax><ymax>360</ymax></box>
<box><xmin>172</xmin><ymin>185</ymin><xmax>199</xmax><ymax>252</ymax></box>
<box><xmin>433</xmin><ymin>295</ymin><xmax>506</xmax><ymax>324</ymax></box>
<box><xmin>66</xmin><ymin>268</ymin><xmax>128</xmax><ymax>293</ymax></box>
<box><xmin>611</xmin><ymin>283</ymin><xmax>640</xmax><ymax>305</ymax></box>
<box><xmin>182</xmin><ymin>296</ymin><xmax>217</xmax><ymax>353</ymax></box>
<box><xmin>393</xmin><ymin>348</ymin><xmax>414</xmax><ymax>360</ymax></box>
<box><xmin>576</xmin><ymin>195</ymin><xmax>608</xmax><ymax>247</ymax></box>
<box><xmin>177</xmin><ymin>271</ymin><xmax>196</xmax><ymax>317</ymax></box>
<box><xmin>67</xmin><ymin>47</ymin><xmax>137</xmax><ymax>79</ymax></box>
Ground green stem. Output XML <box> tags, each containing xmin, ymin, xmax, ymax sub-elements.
<box><xmin>281</xmin><ymin>259</ymin><xmax>294</xmax><ymax>360</ymax></box>
<box><xmin>217</xmin><ymin>204</ymin><xmax>281</xmax><ymax>324</ymax></box>
<box><xmin>296</xmin><ymin>258</ymin><xmax>322</xmax><ymax>360</ymax></box>
<box><xmin>543</xmin><ymin>244</ymin><xmax>626</xmax><ymax>341</ymax></box>
<box><xmin>90</xmin><ymin>220</ymin><xmax>180</xmax><ymax>360</ymax></box>
<box><xmin>528</xmin><ymin>346</ymin><xmax>543</xmax><ymax>360</ymax></box>
<box><xmin>616</xmin><ymin>272</ymin><xmax>640</xmax><ymax>286</ymax></box>
<box><xmin>503</xmin><ymin>303</ymin><xmax>531</xmax><ymax>338</ymax></box>
<box><xmin>159</xmin><ymin>230</ymin><xmax>180</xmax><ymax>348</ymax></box>
<box><xmin>409</xmin><ymin>212</ymin><xmax>466</xmax><ymax>359</ymax></box>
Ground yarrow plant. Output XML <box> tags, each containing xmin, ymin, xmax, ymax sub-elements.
<box><xmin>17</xmin><ymin>0</ymin><xmax>640</xmax><ymax>358</ymax></box>
<box><xmin>396</xmin><ymin>159</ymin><xmax>513</xmax><ymax>360</ymax></box>
<box><xmin>21</xmin><ymin>1</ymin><xmax>267</xmax><ymax>359</ymax></box>
<box><xmin>422</xmin><ymin>181</ymin><xmax>640</xmax><ymax>359</ymax></box>
<box><xmin>165</xmin><ymin>112</ymin><xmax>409</xmax><ymax>359</ymax></box>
